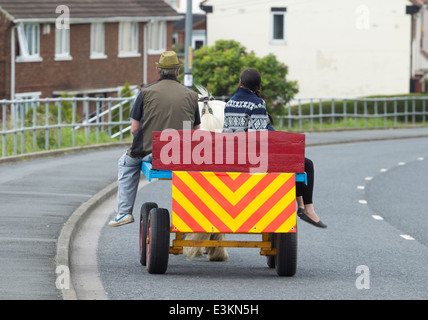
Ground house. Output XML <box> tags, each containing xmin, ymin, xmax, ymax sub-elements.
<box><xmin>164</xmin><ymin>0</ymin><xmax>205</xmax><ymax>15</ymax></box>
<box><xmin>0</xmin><ymin>0</ymin><xmax>181</xmax><ymax>101</ymax></box>
<box><xmin>202</xmin><ymin>0</ymin><xmax>414</xmax><ymax>99</ymax></box>
<box><xmin>164</xmin><ymin>0</ymin><xmax>206</xmax><ymax>52</ymax></box>
<box><xmin>407</xmin><ymin>0</ymin><xmax>428</xmax><ymax>92</ymax></box>
<box><xmin>172</xmin><ymin>14</ymin><xmax>206</xmax><ymax>52</ymax></box>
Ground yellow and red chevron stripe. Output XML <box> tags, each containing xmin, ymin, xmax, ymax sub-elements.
<box><xmin>171</xmin><ymin>171</ymin><xmax>296</xmax><ymax>233</ymax></box>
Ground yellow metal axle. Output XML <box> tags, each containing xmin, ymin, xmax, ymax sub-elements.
<box><xmin>168</xmin><ymin>232</ymin><xmax>276</xmax><ymax>256</ymax></box>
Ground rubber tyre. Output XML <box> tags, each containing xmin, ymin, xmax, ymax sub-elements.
<box><xmin>274</xmin><ymin>228</ymin><xmax>297</xmax><ymax>277</ymax></box>
<box><xmin>266</xmin><ymin>233</ymin><xmax>275</xmax><ymax>268</ymax></box>
<box><xmin>139</xmin><ymin>202</ymin><xmax>158</xmax><ymax>266</ymax></box>
<box><xmin>146</xmin><ymin>208</ymin><xmax>170</xmax><ymax>274</ymax></box>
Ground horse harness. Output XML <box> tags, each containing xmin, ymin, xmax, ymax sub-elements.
<box><xmin>198</xmin><ymin>96</ymin><xmax>215</xmax><ymax>116</ymax></box>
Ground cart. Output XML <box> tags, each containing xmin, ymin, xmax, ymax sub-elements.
<box><xmin>139</xmin><ymin>130</ymin><xmax>306</xmax><ymax>277</ymax></box>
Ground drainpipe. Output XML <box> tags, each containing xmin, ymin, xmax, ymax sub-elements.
<box><xmin>406</xmin><ymin>5</ymin><xmax>421</xmax><ymax>92</ymax></box>
<box><xmin>143</xmin><ymin>22</ymin><xmax>148</xmax><ymax>85</ymax></box>
<box><xmin>10</xmin><ymin>25</ymin><xmax>16</xmax><ymax>100</ymax></box>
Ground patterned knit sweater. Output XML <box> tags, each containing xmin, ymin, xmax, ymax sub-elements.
<box><xmin>222</xmin><ymin>87</ymin><xmax>270</xmax><ymax>132</ymax></box>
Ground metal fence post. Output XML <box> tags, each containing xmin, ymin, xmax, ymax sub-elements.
<box><xmin>343</xmin><ymin>99</ymin><xmax>347</xmax><ymax>128</ymax></box>
<box><xmin>2</xmin><ymin>103</ymin><xmax>6</xmax><ymax>157</ymax></box>
<box><xmin>13</xmin><ymin>103</ymin><xmax>17</xmax><ymax>155</ymax></box>
<box><xmin>45</xmin><ymin>102</ymin><xmax>49</xmax><ymax>150</ymax></box>
<box><xmin>84</xmin><ymin>99</ymin><xmax>89</xmax><ymax>144</ymax></box>
<box><xmin>72</xmin><ymin>100</ymin><xmax>76</xmax><ymax>148</ymax></box>
<box><xmin>58</xmin><ymin>100</ymin><xmax>62</xmax><ymax>148</ymax></box>
<box><xmin>20</xmin><ymin>102</ymin><xmax>25</xmax><ymax>154</ymax></box>
<box><xmin>310</xmin><ymin>98</ymin><xmax>314</xmax><ymax>130</ymax></box>
<box><xmin>96</xmin><ymin>99</ymin><xmax>100</xmax><ymax>144</ymax></box>
<box><xmin>32</xmin><ymin>100</ymin><xmax>36</xmax><ymax>152</ymax></box>
<box><xmin>423</xmin><ymin>99</ymin><xmax>426</xmax><ymax>124</ymax></box>
<box><xmin>374</xmin><ymin>100</ymin><xmax>378</xmax><ymax>128</ymax></box>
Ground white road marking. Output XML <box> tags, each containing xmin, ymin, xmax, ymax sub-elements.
<box><xmin>398</xmin><ymin>162</ymin><xmax>406</xmax><ymax>166</ymax></box>
<box><xmin>357</xmin><ymin>186</ymin><xmax>365</xmax><ymax>190</ymax></box>
<box><xmin>359</xmin><ymin>200</ymin><xmax>367</xmax><ymax>204</ymax></box>
<box><xmin>365</xmin><ymin>177</ymin><xmax>373</xmax><ymax>181</ymax></box>
<box><xmin>400</xmin><ymin>235</ymin><xmax>415</xmax><ymax>240</ymax></box>
<box><xmin>380</xmin><ymin>168</ymin><xmax>388</xmax><ymax>172</ymax></box>
<box><xmin>371</xmin><ymin>215</ymin><xmax>384</xmax><ymax>220</ymax></box>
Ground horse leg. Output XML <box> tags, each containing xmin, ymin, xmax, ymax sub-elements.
<box><xmin>206</xmin><ymin>233</ymin><xmax>229</xmax><ymax>262</ymax></box>
<box><xmin>183</xmin><ymin>233</ymin><xmax>211</xmax><ymax>260</ymax></box>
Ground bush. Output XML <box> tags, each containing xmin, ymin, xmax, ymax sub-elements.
<box><xmin>181</xmin><ymin>40</ymin><xmax>299</xmax><ymax>117</ymax></box>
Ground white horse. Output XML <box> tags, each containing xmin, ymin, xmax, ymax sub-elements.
<box><xmin>196</xmin><ymin>84</ymin><xmax>225</xmax><ymax>133</ymax></box>
<box><xmin>183</xmin><ymin>85</ymin><xmax>229</xmax><ymax>261</ymax></box>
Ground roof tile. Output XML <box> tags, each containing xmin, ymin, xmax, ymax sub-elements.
<box><xmin>0</xmin><ymin>0</ymin><xmax>178</xmax><ymax>20</ymax></box>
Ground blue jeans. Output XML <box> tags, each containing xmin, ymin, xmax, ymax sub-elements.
<box><xmin>116</xmin><ymin>153</ymin><xmax>142</xmax><ymax>215</ymax></box>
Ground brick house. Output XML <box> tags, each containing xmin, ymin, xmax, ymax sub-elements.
<box><xmin>173</xmin><ymin>14</ymin><xmax>206</xmax><ymax>51</ymax></box>
<box><xmin>0</xmin><ymin>0</ymin><xmax>180</xmax><ymax>101</ymax></box>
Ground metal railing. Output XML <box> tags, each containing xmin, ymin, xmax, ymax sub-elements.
<box><xmin>277</xmin><ymin>96</ymin><xmax>428</xmax><ymax>131</ymax></box>
<box><xmin>1</xmin><ymin>95</ymin><xmax>427</xmax><ymax>159</ymax></box>
<box><xmin>0</xmin><ymin>96</ymin><xmax>136</xmax><ymax>158</ymax></box>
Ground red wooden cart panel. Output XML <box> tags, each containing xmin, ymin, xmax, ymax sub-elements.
<box><xmin>152</xmin><ymin>130</ymin><xmax>305</xmax><ymax>173</ymax></box>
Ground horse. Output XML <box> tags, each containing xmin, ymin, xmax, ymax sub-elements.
<box><xmin>196</xmin><ymin>84</ymin><xmax>225</xmax><ymax>133</ymax></box>
<box><xmin>182</xmin><ymin>85</ymin><xmax>229</xmax><ymax>262</ymax></box>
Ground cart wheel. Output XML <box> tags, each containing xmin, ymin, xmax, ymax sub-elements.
<box><xmin>275</xmin><ymin>228</ymin><xmax>297</xmax><ymax>277</ymax></box>
<box><xmin>266</xmin><ymin>233</ymin><xmax>275</xmax><ymax>268</ymax></box>
<box><xmin>139</xmin><ymin>202</ymin><xmax>158</xmax><ymax>266</ymax></box>
<box><xmin>146</xmin><ymin>208</ymin><xmax>170</xmax><ymax>274</ymax></box>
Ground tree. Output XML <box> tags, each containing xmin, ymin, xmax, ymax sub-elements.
<box><xmin>182</xmin><ymin>40</ymin><xmax>299</xmax><ymax>117</ymax></box>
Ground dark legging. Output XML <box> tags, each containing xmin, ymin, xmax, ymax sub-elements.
<box><xmin>296</xmin><ymin>158</ymin><xmax>314</xmax><ymax>205</ymax></box>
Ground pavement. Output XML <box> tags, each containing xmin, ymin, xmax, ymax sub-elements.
<box><xmin>0</xmin><ymin>127</ymin><xmax>427</xmax><ymax>300</ymax></box>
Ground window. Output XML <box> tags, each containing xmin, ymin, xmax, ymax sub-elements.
<box><xmin>15</xmin><ymin>91</ymin><xmax>42</xmax><ymax>100</ymax></box>
<box><xmin>55</xmin><ymin>27</ymin><xmax>71</xmax><ymax>60</ymax></box>
<box><xmin>192</xmin><ymin>30</ymin><xmax>206</xmax><ymax>50</ymax></box>
<box><xmin>91</xmin><ymin>23</ymin><xmax>106</xmax><ymax>59</ymax></box>
<box><xmin>271</xmin><ymin>8</ymin><xmax>286</xmax><ymax>44</ymax></box>
<box><xmin>148</xmin><ymin>20</ymin><xmax>166</xmax><ymax>54</ymax></box>
<box><xmin>14</xmin><ymin>92</ymin><xmax>42</xmax><ymax>118</ymax></box>
<box><xmin>119</xmin><ymin>22</ymin><xmax>140</xmax><ymax>57</ymax></box>
<box><xmin>17</xmin><ymin>24</ymin><xmax>42</xmax><ymax>62</ymax></box>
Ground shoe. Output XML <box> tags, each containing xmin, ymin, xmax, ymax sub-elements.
<box><xmin>108</xmin><ymin>213</ymin><xmax>134</xmax><ymax>227</ymax></box>
<box><xmin>297</xmin><ymin>208</ymin><xmax>327</xmax><ymax>229</ymax></box>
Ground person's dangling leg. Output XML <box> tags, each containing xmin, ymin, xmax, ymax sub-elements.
<box><xmin>296</xmin><ymin>158</ymin><xmax>327</xmax><ymax>228</ymax></box>
<box><xmin>109</xmin><ymin>153</ymin><xmax>142</xmax><ymax>227</ymax></box>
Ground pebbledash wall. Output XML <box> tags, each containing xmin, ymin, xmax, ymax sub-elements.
<box><xmin>0</xmin><ymin>12</ymin><xmax>174</xmax><ymax>100</ymax></box>
<box><xmin>204</xmin><ymin>0</ymin><xmax>412</xmax><ymax>99</ymax></box>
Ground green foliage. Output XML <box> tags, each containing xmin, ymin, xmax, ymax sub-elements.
<box><xmin>181</xmin><ymin>40</ymin><xmax>299</xmax><ymax>117</ymax></box>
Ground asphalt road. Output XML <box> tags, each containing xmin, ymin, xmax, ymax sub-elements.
<box><xmin>0</xmin><ymin>147</ymin><xmax>125</xmax><ymax>299</ymax></box>
<box><xmin>1</xmin><ymin>128</ymin><xmax>427</xmax><ymax>301</ymax></box>
<box><xmin>96</xmin><ymin>135</ymin><xmax>428</xmax><ymax>300</ymax></box>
